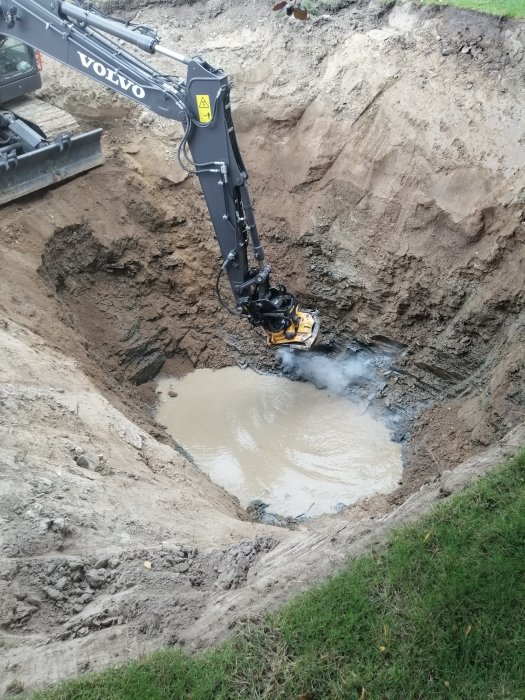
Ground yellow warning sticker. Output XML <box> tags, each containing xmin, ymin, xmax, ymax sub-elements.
<box><xmin>196</xmin><ymin>94</ymin><xmax>212</xmax><ymax>123</ymax></box>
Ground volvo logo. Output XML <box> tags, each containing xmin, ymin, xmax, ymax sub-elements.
<box><xmin>77</xmin><ymin>51</ymin><xmax>146</xmax><ymax>100</ymax></box>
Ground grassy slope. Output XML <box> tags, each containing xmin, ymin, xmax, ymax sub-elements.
<box><xmin>419</xmin><ymin>0</ymin><xmax>525</xmax><ymax>17</ymax></box>
<box><xmin>31</xmin><ymin>450</ymin><xmax>525</xmax><ymax>700</ymax></box>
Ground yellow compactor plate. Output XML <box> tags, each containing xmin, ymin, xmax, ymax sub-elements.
<box><xmin>267</xmin><ymin>308</ymin><xmax>320</xmax><ymax>350</ymax></box>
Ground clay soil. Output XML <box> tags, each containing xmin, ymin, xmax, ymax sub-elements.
<box><xmin>1</xmin><ymin>0</ymin><xmax>524</xmax><ymax>694</ymax></box>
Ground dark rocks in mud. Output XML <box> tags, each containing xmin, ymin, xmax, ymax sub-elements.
<box><xmin>246</xmin><ymin>499</ymin><xmax>301</xmax><ymax>527</ymax></box>
<box><xmin>0</xmin><ymin>537</ymin><xmax>281</xmax><ymax>671</ymax></box>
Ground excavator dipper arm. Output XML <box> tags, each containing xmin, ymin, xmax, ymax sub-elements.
<box><xmin>0</xmin><ymin>0</ymin><xmax>319</xmax><ymax>348</ymax></box>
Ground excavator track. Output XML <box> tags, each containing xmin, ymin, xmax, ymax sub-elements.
<box><xmin>4</xmin><ymin>94</ymin><xmax>79</xmax><ymax>137</ymax></box>
<box><xmin>0</xmin><ymin>95</ymin><xmax>104</xmax><ymax>206</ymax></box>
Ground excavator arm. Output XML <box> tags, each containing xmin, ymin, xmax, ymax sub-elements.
<box><xmin>0</xmin><ymin>0</ymin><xmax>319</xmax><ymax>349</ymax></box>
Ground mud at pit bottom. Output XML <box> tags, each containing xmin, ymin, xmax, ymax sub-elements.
<box><xmin>156</xmin><ymin>367</ymin><xmax>402</xmax><ymax>519</ymax></box>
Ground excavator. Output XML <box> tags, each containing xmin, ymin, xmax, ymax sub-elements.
<box><xmin>0</xmin><ymin>0</ymin><xmax>320</xmax><ymax>350</ymax></box>
<box><xmin>0</xmin><ymin>35</ymin><xmax>104</xmax><ymax>202</ymax></box>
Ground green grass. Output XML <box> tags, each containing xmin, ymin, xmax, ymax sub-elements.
<box><xmin>31</xmin><ymin>449</ymin><xmax>525</xmax><ymax>700</ymax></box>
<box><xmin>419</xmin><ymin>0</ymin><xmax>525</xmax><ymax>17</ymax></box>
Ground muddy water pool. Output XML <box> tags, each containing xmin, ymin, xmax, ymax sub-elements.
<box><xmin>156</xmin><ymin>367</ymin><xmax>402</xmax><ymax>518</ymax></box>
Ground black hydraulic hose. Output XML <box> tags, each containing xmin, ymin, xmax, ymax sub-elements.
<box><xmin>215</xmin><ymin>265</ymin><xmax>241</xmax><ymax>317</ymax></box>
<box><xmin>176</xmin><ymin>116</ymin><xmax>197</xmax><ymax>174</ymax></box>
<box><xmin>176</xmin><ymin>108</ymin><xmax>224</xmax><ymax>175</ymax></box>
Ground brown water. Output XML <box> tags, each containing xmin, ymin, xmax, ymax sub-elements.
<box><xmin>156</xmin><ymin>367</ymin><xmax>402</xmax><ymax>518</ymax></box>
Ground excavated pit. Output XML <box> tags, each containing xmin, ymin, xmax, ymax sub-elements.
<box><xmin>156</xmin><ymin>367</ymin><xmax>403</xmax><ymax>519</ymax></box>
<box><xmin>1</xmin><ymin>0</ymin><xmax>524</xmax><ymax>693</ymax></box>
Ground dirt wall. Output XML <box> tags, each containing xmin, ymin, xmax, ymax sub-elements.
<box><xmin>34</xmin><ymin>0</ymin><xmax>525</xmax><ymax>482</ymax></box>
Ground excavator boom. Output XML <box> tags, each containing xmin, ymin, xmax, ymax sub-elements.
<box><xmin>0</xmin><ymin>0</ymin><xmax>320</xmax><ymax>350</ymax></box>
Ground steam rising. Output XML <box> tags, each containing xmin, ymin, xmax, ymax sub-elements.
<box><xmin>278</xmin><ymin>348</ymin><xmax>374</xmax><ymax>396</ymax></box>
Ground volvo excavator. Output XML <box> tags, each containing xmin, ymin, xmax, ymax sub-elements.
<box><xmin>0</xmin><ymin>0</ymin><xmax>320</xmax><ymax>349</ymax></box>
<box><xmin>0</xmin><ymin>35</ymin><xmax>104</xmax><ymax>202</ymax></box>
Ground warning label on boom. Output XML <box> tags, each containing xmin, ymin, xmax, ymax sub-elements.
<box><xmin>196</xmin><ymin>94</ymin><xmax>212</xmax><ymax>123</ymax></box>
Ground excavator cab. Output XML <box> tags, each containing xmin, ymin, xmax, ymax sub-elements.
<box><xmin>0</xmin><ymin>34</ymin><xmax>104</xmax><ymax>206</ymax></box>
<box><xmin>0</xmin><ymin>36</ymin><xmax>41</xmax><ymax>101</ymax></box>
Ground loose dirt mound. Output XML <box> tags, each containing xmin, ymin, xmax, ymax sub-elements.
<box><xmin>0</xmin><ymin>322</ymin><xmax>283</xmax><ymax>692</ymax></box>
<box><xmin>1</xmin><ymin>0</ymin><xmax>524</xmax><ymax>693</ymax></box>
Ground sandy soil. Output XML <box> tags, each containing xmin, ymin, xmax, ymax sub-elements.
<box><xmin>1</xmin><ymin>0</ymin><xmax>524</xmax><ymax>694</ymax></box>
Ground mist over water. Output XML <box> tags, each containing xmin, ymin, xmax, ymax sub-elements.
<box><xmin>278</xmin><ymin>348</ymin><xmax>375</xmax><ymax>396</ymax></box>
